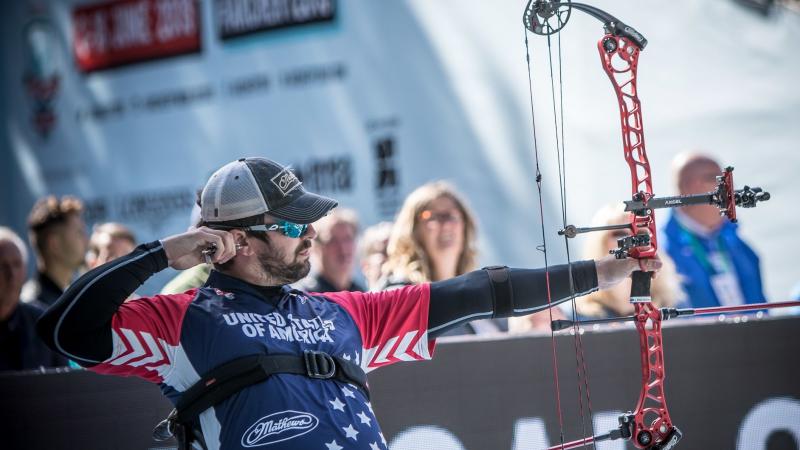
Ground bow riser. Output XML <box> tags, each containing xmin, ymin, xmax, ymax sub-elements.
<box><xmin>632</xmin><ymin>302</ymin><xmax>675</xmax><ymax>448</ymax></box>
<box><xmin>600</xmin><ymin>31</ymin><xmax>681</xmax><ymax>449</ymax></box>
<box><xmin>597</xmin><ymin>34</ymin><xmax>657</xmax><ymax>259</ymax></box>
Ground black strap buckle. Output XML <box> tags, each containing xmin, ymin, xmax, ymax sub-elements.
<box><xmin>153</xmin><ymin>408</ymin><xmax>177</xmax><ymax>441</ymax></box>
<box><xmin>303</xmin><ymin>350</ymin><xmax>336</xmax><ymax>379</ymax></box>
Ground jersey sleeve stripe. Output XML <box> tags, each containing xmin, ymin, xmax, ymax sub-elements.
<box><xmin>53</xmin><ymin>243</ymin><xmax>165</xmax><ymax>364</ymax></box>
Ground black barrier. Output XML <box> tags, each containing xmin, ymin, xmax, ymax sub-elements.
<box><xmin>369</xmin><ymin>316</ymin><xmax>800</xmax><ymax>450</ymax></box>
<box><xmin>2</xmin><ymin>317</ymin><xmax>798</xmax><ymax>449</ymax></box>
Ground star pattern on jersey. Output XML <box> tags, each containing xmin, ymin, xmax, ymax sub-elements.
<box><xmin>325</xmin><ymin>439</ymin><xmax>343</xmax><ymax>450</ymax></box>
<box><xmin>342</xmin><ymin>352</ymin><xmax>352</xmax><ymax>361</ymax></box>
<box><xmin>380</xmin><ymin>432</ymin><xmax>387</xmax><ymax>446</ymax></box>
<box><xmin>365</xmin><ymin>400</ymin><xmax>374</xmax><ymax>413</ymax></box>
<box><xmin>357</xmin><ymin>411</ymin><xmax>372</xmax><ymax>427</ymax></box>
<box><xmin>370</xmin><ymin>442</ymin><xmax>381</xmax><ymax>450</ymax></box>
<box><xmin>341</xmin><ymin>385</ymin><xmax>356</xmax><ymax>398</ymax></box>
<box><xmin>329</xmin><ymin>397</ymin><xmax>345</xmax><ymax>412</ymax></box>
<box><xmin>343</xmin><ymin>424</ymin><xmax>359</xmax><ymax>441</ymax></box>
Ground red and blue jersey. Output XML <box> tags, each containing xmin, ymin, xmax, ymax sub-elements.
<box><xmin>37</xmin><ymin>241</ymin><xmax>596</xmax><ymax>450</ymax></box>
<box><xmin>90</xmin><ymin>270</ymin><xmax>435</xmax><ymax>450</ymax></box>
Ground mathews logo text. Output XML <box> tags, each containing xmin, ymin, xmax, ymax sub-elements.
<box><xmin>241</xmin><ymin>410</ymin><xmax>319</xmax><ymax>447</ymax></box>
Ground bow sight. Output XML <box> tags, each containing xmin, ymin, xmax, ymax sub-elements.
<box><xmin>560</xmin><ymin>166</ymin><xmax>771</xmax><ymax>257</ymax></box>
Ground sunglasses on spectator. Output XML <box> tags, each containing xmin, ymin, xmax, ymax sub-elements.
<box><xmin>419</xmin><ymin>210</ymin><xmax>463</xmax><ymax>225</ymax></box>
<box><xmin>211</xmin><ymin>220</ymin><xmax>308</xmax><ymax>238</ymax></box>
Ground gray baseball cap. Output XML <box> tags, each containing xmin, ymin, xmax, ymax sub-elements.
<box><xmin>200</xmin><ymin>157</ymin><xmax>338</xmax><ymax>224</ymax></box>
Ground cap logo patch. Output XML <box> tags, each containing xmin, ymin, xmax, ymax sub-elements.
<box><xmin>270</xmin><ymin>168</ymin><xmax>302</xmax><ymax>197</ymax></box>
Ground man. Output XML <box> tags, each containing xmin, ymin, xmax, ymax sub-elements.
<box><xmin>21</xmin><ymin>195</ymin><xmax>88</xmax><ymax>309</ymax></box>
<box><xmin>663</xmin><ymin>152</ymin><xmax>765</xmax><ymax>308</ymax></box>
<box><xmin>86</xmin><ymin>222</ymin><xmax>137</xmax><ymax>269</ymax></box>
<box><xmin>0</xmin><ymin>227</ymin><xmax>67</xmax><ymax>371</ymax></box>
<box><xmin>296</xmin><ymin>208</ymin><xmax>365</xmax><ymax>292</ymax></box>
<box><xmin>37</xmin><ymin>157</ymin><xmax>659</xmax><ymax>450</ymax></box>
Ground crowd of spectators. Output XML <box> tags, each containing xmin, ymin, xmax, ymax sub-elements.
<box><xmin>0</xmin><ymin>152</ymin><xmax>788</xmax><ymax>372</ymax></box>
<box><xmin>0</xmin><ymin>195</ymin><xmax>144</xmax><ymax>372</ymax></box>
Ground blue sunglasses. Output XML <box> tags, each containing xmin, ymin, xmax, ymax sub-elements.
<box><xmin>211</xmin><ymin>220</ymin><xmax>308</xmax><ymax>238</ymax></box>
<box><xmin>245</xmin><ymin>220</ymin><xmax>308</xmax><ymax>238</ymax></box>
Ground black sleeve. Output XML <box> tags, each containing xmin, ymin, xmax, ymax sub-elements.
<box><xmin>36</xmin><ymin>241</ymin><xmax>168</xmax><ymax>366</ymax></box>
<box><xmin>427</xmin><ymin>260</ymin><xmax>597</xmax><ymax>338</ymax></box>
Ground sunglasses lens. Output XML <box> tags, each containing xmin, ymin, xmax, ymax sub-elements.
<box><xmin>282</xmin><ymin>222</ymin><xmax>307</xmax><ymax>238</ymax></box>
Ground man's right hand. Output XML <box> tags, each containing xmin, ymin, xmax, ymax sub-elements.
<box><xmin>160</xmin><ymin>227</ymin><xmax>237</xmax><ymax>270</ymax></box>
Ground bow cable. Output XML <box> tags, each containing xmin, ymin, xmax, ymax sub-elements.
<box><xmin>523</xmin><ymin>20</ymin><xmax>597</xmax><ymax>450</ymax></box>
<box><xmin>546</xmin><ymin>30</ymin><xmax>598</xmax><ymax>448</ymax></box>
<box><xmin>522</xmin><ymin>27</ymin><xmax>567</xmax><ymax>446</ymax></box>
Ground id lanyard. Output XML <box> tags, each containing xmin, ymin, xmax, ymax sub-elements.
<box><xmin>678</xmin><ymin>224</ymin><xmax>745</xmax><ymax>307</ymax></box>
<box><xmin>678</xmin><ymin>225</ymin><xmax>732</xmax><ymax>275</ymax></box>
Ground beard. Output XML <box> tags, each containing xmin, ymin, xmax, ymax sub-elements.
<box><xmin>257</xmin><ymin>237</ymin><xmax>312</xmax><ymax>285</ymax></box>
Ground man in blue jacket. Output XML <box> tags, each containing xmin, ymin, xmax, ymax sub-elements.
<box><xmin>663</xmin><ymin>153</ymin><xmax>765</xmax><ymax>308</ymax></box>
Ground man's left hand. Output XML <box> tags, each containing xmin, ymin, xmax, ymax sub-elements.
<box><xmin>596</xmin><ymin>255</ymin><xmax>662</xmax><ymax>290</ymax></box>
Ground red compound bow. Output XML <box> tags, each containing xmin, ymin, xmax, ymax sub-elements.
<box><xmin>521</xmin><ymin>2</ymin><xmax>785</xmax><ymax>449</ymax></box>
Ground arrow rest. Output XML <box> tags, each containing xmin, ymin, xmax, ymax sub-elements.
<box><xmin>613</xmin><ymin>234</ymin><xmax>650</xmax><ymax>259</ymax></box>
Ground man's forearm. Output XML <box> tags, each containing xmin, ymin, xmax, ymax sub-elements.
<box><xmin>36</xmin><ymin>241</ymin><xmax>168</xmax><ymax>365</ymax></box>
<box><xmin>427</xmin><ymin>261</ymin><xmax>597</xmax><ymax>338</ymax></box>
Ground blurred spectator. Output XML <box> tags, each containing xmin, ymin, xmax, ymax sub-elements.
<box><xmin>296</xmin><ymin>208</ymin><xmax>364</xmax><ymax>292</ymax></box>
<box><xmin>359</xmin><ymin>221</ymin><xmax>393</xmax><ymax>291</ymax></box>
<box><xmin>0</xmin><ymin>227</ymin><xmax>67</xmax><ymax>371</ymax></box>
<box><xmin>21</xmin><ymin>195</ymin><xmax>88</xmax><ymax>309</ymax></box>
<box><xmin>380</xmin><ymin>181</ymin><xmax>505</xmax><ymax>335</ymax></box>
<box><xmin>86</xmin><ymin>222</ymin><xmax>137</xmax><ymax>269</ymax></box>
<box><xmin>663</xmin><ymin>152</ymin><xmax>765</xmax><ymax>308</ymax></box>
<box><xmin>86</xmin><ymin>222</ymin><xmax>140</xmax><ymax>301</ymax></box>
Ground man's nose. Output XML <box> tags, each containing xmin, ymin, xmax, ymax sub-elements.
<box><xmin>304</xmin><ymin>224</ymin><xmax>318</xmax><ymax>240</ymax></box>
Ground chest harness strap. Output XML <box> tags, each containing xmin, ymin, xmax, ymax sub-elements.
<box><xmin>153</xmin><ymin>350</ymin><xmax>369</xmax><ymax>448</ymax></box>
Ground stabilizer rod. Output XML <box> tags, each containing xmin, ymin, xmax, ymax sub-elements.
<box><xmin>552</xmin><ymin>300</ymin><xmax>800</xmax><ymax>331</ymax></box>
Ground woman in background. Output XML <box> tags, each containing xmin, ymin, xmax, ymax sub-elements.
<box><xmin>380</xmin><ymin>181</ymin><xmax>504</xmax><ymax>335</ymax></box>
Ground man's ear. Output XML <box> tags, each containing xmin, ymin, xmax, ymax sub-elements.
<box><xmin>231</xmin><ymin>230</ymin><xmax>253</xmax><ymax>256</ymax></box>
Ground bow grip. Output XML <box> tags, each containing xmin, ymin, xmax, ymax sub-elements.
<box><xmin>630</xmin><ymin>270</ymin><xmax>651</xmax><ymax>303</ymax></box>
